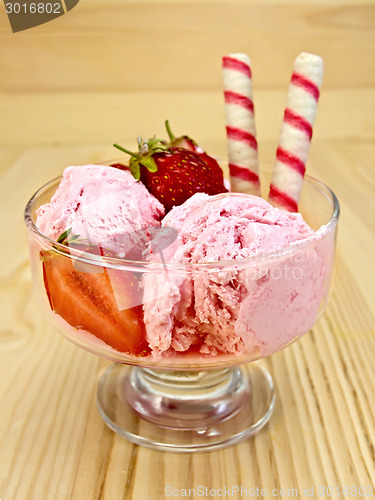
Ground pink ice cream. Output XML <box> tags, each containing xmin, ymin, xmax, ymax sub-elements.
<box><xmin>35</xmin><ymin>165</ymin><xmax>334</xmax><ymax>361</ymax></box>
<box><xmin>143</xmin><ymin>192</ymin><xmax>333</xmax><ymax>359</ymax></box>
<box><xmin>36</xmin><ymin>165</ymin><xmax>164</xmax><ymax>257</ymax></box>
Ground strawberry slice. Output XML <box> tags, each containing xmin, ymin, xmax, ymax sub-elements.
<box><xmin>41</xmin><ymin>249</ymin><xmax>149</xmax><ymax>356</ymax></box>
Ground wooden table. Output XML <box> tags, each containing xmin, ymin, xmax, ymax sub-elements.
<box><xmin>1</xmin><ymin>1</ymin><xmax>374</xmax><ymax>498</ymax></box>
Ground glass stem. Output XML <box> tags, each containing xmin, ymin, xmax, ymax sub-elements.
<box><xmin>125</xmin><ymin>366</ymin><xmax>250</xmax><ymax>430</ymax></box>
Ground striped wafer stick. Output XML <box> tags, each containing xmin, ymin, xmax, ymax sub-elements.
<box><xmin>222</xmin><ymin>53</ymin><xmax>260</xmax><ymax>196</ymax></box>
<box><xmin>269</xmin><ymin>52</ymin><xmax>324</xmax><ymax>212</ymax></box>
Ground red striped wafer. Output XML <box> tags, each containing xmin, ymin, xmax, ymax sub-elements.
<box><xmin>269</xmin><ymin>52</ymin><xmax>324</xmax><ymax>211</ymax></box>
<box><xmin>222</xmin><ymin>53</ymin><xmax>260</xmax><ymax>195</ymax></box>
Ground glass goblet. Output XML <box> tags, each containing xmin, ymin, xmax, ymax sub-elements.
<box><xmin>24</xmin><ymin>163</ymin><xmax>339</xmax><ymax>452</ymax></box>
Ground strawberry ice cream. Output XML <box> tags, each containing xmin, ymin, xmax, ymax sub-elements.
<box><xmin>32</xmin><ymin>163</ymin><xmax>335</xmax><ymax>363</ymax></box>
<box><xmin>36</xmin><ymin>165</ymin><xmax>164</xmax><ymax>257</ymax></box>
<box><xmin>143</xmin><ymin>192</ymin><xmax>334</xmax><ymax>359</ymax></box>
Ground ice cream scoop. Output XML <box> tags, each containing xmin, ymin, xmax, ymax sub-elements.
<box><xmin>143</xmin><ymin>192</ymin><xmax>332</xmax><ymax>358</ymax></box>
<box><xmin>36</xmin><ymin>164</ymin><xmax>165</xmax><ymax>258</ymax></box>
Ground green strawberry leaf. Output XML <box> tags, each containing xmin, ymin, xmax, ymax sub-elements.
<box><xmin>114</xmin><ymin>136</ymin><xmax>170</xmax><ymax>180</ymax></box>
<box><xmin>129</xmin><ymin>157</ymin><xmax>141</xmax><ymax>180</ymax></box>
<box><xmin>57</xmin><ymin>227</ymin><xmax>72</xmax><ymax>243</ymax></box>
<box><xmin>140</xmin><ymin>157</ymin><xmax>158</xmax><ymax>173</ymax></box>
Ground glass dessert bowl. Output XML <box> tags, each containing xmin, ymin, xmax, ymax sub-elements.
<box><xmin>24</xmin><ymin>163</ymin><xmax>339</xmax><ymax>452</ymax></box>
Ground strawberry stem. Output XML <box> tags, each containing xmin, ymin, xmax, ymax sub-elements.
<box><xmin>165</xmin><ymin>120</ymin><xmax>175</xmax><ymax>141</ymax></box>
<box><xmin>113</xmin><ymin>144</ymin><xmax>138</xmax><ymax>157</ymax></box>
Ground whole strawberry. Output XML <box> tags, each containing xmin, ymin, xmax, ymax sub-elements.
<box><xmin>114</xmin><ymin>135</ymin><xmax>227</xmax><ymax>213</ymax></box>
<box><xmin>165</xmin><ymin>120</ymin><xmax>222</xmax><ymax>173</ymax></box>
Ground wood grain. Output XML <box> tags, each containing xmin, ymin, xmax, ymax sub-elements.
<box><xmin>1</xmin><ymin>3</ymin><xmax>374</xmax><ymax>91</ymax></box>
<box><xmin>0</xmin><ymin>89</ymin><xmax>374</xmax><ymax>150</ymax></box>
<box><xmin>0</xmin><ymin>1</ymin><xmax>374</xmax><ymax>499</ymax></box>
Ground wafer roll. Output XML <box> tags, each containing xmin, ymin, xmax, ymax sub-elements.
<box><xmin>269</xmin><ymin>52</ymin><xmax>324</xmax><ymax>211</ymax></box>
<box><xmin>222</xmin><ymin>53</ymin><xmax>260</xmax><ymax>195</ymax></box>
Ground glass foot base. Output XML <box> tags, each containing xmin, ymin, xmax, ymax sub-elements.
<box><xmin>97</xmin><ymin>363</ymin><xmax>275</xmax><ymax>453</ymax></box>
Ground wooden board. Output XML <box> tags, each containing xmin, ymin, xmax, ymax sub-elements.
<box><xmin>0</xmin><ymin>1</ymin><xmax>374</xmax><ymax>498</ymax></box>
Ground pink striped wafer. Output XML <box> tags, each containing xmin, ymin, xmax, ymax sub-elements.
<box><xmin>222</xmin><ymin>53</ymin><xmax>260</xmax><ymax>195</ymax></box>
<box><xmin>269</xmin><ymin>52</ymin><xmax>324</xmax><ymax>211</ymax></box>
